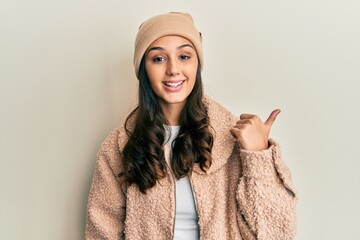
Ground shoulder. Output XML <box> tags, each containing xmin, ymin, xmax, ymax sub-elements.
<box><xmin>193</xmin><ymin>95</ymin><xmax>238</xmax><ymax>174</ymax></box>
<box><xmin>98</xmin><ymin>126</ymin><xmax>130</xmax><ymax>154</ymax></box>
<box><xmin>95</xmin><ymin>124</ymin><xmax>130</xmax><ymax>175</ymax></box>
<box><xmin>203</xmin><ymin>94</ymin><xmax>237</xmax><ymax>128</ymax></box>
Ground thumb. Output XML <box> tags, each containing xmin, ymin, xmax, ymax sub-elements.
<box><xmin>265</xmin><ymin>109</ymin><xmax>281</xmax><ymax>128</ymax></box>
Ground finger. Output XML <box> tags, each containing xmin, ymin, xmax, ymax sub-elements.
<box><xmin>240</xmin><ymin>113</ymin><xmax>255</xmax><ymax>120</ymax></box>
<box><xmin>230</xmin><ymin>127</ymin><xmax>241</xmax><ymax>139</ymax></box>
<box><xmin>264</xmin><ymin>109</ymin><xmax>281</xmax><ymax>127</ymax></box>
<box><xmin>235</xmin><ymin>119</ymin><xmax>252</xmax><ymax>125</ymax></box>
<box><xmin>230</xmin><ymin>128</ymin><xmax>247</xmax><ymax>148</ymax></box>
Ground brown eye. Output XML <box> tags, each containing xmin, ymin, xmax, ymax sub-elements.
<box><xmin>179</xmin><ymin>55</ymin><xmax>190</xmax><ymax>60</ymax></box>
<box><xmin>153</xmin><ymin>57</ymin><xmax>166</xmax><ymax>62</ymax></box>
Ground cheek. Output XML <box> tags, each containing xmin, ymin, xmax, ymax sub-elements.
<box><xmin>145</xmin><ymin>64</ymin><xmax>160</xmax><ymax>84</ymax></box>
<box><xmin>188</xmin><ymin>58</ymin><xmax>198</xmax><ymax>77</ymax></box>
<box><xmin>188</xmin><ymin>64</ymin><xmax>198</xmax><ymax>81</ymax></box>
<box><xmin>145</xmin><ymin>62</ymin><xmax>153</xmax><ymax>78</ymax></box>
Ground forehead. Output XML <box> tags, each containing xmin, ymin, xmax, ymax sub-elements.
<box><xmin>147</xmin><ymin>35</ymin><xmax>194</xmax><ymax>50</ymax></box>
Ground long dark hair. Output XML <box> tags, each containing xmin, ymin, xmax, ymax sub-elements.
<box><xmin>121</xmin><ymin>57</ymin><xmax>213</xmax><ymax>193</ymax></box>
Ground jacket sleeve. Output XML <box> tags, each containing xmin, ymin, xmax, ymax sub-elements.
<box><xmin>85</xmin><ymin>133</ymin><xmax>126</xmax><ymax>240</ymax></box>
<box><xmin>236</xmin><ymin>139</ymin><xmax>297</xmax><ymax>240</ymax></box>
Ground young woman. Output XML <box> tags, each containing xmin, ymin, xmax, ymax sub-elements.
<box><xmin>85</xmin><ymin>12</ymin><xmax>297</xmax><ymax>240</ymax></box>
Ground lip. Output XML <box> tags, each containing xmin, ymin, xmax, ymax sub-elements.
<box><xmin>162</xmin><ymin>80</ymin><xmax>186</xmax><ymax>92</ymax></box>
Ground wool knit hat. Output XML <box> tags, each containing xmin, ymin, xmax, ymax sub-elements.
<box><xmin>133</xmin><ymin>12</ymin><xmax>203</xmax><ymax>79</ymax></box>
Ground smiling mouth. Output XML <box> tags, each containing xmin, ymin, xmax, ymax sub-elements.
<box><xmin>163</xmin><ymin>80</ymin><xmax>185</xmax><ymax>88</ymax></box>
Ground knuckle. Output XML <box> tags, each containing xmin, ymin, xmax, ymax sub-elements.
<box><xmin>232</xmin><ymin>130</ymin><xmax>241</xmax><ymax>139</ymax></box>
<box><xmin>247</xmin><ymin>119</ymin><xmax>255</xmax><ymax>125</ymax></box>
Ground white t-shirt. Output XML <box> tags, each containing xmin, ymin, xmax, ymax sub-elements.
<box><xmin>164</xmin><ymin>125</ymin><xmax>200</xmax><ymax>240</ymax></box>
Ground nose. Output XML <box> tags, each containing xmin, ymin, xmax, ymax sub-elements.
<box><xmin>166</xmin><ymin>58</ymin><xmax>180</xmax><ymax>76</ymax></box>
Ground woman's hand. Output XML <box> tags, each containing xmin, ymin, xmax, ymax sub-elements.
<box><xmin>230</xmin><ymin>109</ymin><xmax>281</xmax><ymax>151</ymax></box>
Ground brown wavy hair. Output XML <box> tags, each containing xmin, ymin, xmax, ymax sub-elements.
<box><xmin>121</xmin><ymin>57</ymin><xmax>213</xmax><ymax>193</ymax></box>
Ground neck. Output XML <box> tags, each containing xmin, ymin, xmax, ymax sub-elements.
<box><xmin>159</xmin><ymin>102</ymin><xmax>185</xmax><ymax>126</ymax></box>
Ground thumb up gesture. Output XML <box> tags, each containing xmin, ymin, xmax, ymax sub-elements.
<box><xmin>230</xmin><ymin>109</ymin><xmax>281</xmax><ymax>151</ymax></box>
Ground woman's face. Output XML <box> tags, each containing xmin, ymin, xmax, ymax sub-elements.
<box><xmin>145</xmin><ymin>35</ymin><xmax>198</xmax><ymax>112</ymax></box>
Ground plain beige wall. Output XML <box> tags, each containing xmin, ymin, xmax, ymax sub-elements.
<box><xmin>1</xmin><ymin>0</ymin><xmax>359</xmax><ymax>239</ymax></box>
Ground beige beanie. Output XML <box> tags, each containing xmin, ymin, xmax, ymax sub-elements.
<box><xmin>133</xmin><ymin>12</ymin><xmax>203</xmax><ymax>79</ymax></box>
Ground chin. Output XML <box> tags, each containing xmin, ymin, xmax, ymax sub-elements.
<box><xmin>160</xmin><ymin>95</ymin><xmax>189</xmax><ymax>106</ymax></box>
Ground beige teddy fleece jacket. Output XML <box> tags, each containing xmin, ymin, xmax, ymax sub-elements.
<box><xmin>85</xmin><ymin>96</ymin><xmax>297</xmax><ymax>240</ymax></box>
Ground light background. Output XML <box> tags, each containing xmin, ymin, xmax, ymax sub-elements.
<box><xmin>1</xmin><ymin>0</ymin><xmax>359</xmax><ymax>239</ymax></box>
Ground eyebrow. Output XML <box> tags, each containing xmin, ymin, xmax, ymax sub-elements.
<box><xmin>147</xmin><ymin>44</ymin><xmax>194</xmax><ymax>53</ymax></box>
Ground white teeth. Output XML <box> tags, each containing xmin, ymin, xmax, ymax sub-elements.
<box><xmin>164</xmin><ymin>81</ymin><xmax>183</xmax><ymax>87</ymax></box>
